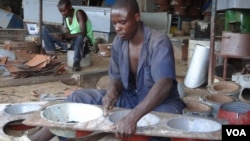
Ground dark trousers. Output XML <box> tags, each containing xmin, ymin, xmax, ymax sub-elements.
<box><xmin>42</xmin><ymin>25</ymin><xmax>90</xmax><ymax>62</ymax></box>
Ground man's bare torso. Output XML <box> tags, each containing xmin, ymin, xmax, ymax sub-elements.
<box><xmin>129</xmin><ymin>42</ymin><xmax>143</xmax><ymax>87</ymax></box>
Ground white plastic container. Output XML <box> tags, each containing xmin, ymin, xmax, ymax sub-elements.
<box><xmin>67</xmin><ymin>50</ymin><xmax>91</xmax><ymax>68</ymax></box>
<box><xmin>184</xmin><ymin>44</ymin><xmax>209</xmax><ymax>88</ymax></box>
<box><xmin>188</xmin><ymin>39</ymin><xmax>222</xmax><ymax>66</ymax></box>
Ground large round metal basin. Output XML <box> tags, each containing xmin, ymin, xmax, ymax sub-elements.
<box><xmin>108</xmin><ymin>110</ymin><xmax>160</xmax><ymax>127</ymax></box>
<box><xmin>41</xmin><ymin>103</ymin><xmax>102</xmax><ymax>123</ymax></box>
<box><xmin>4</xmin><ymin>103</ymin><xmax>42</xmax><ymax>115</ymax></box>
<box><xmin>166</xmin><ymin>117</ymin><xmax>221</xmax><ymax>132</ymax></box>
<box><xmin>40</xmin><ymin>103</ymin><xmax>103</xmax><ymax>138</ymax></box>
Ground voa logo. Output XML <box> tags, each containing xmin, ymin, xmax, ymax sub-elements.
<box><xmin>226</xmin><ymin>129</ymin><xmax>247</xmax><ymax>136</ymax></box>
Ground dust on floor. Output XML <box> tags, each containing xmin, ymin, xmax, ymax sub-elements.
<box><xmin>0</xmin><ymin>78</ymin><xmax>209</xmax><ymax>104</ymax></box>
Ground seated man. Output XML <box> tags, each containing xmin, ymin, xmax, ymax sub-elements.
<box><xmin>42</xmin><ymin>0</ymin><xmax>95</xmax><ymax>71</ymax></box>
<box><xmin>30</xmin><ymin>0</ymin><xmax>186</xmax><ymax>141</ymax></box>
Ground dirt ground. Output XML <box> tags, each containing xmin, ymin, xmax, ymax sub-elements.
<box><xmin>0</xmin><ymin>77</ymin><xmax>208</xmax><ymax>103</ymax></box>
<box><xmin>0</xmin><ymin>53</ymin><xmax>107</xmax><ymax>103</ymax></box>
<box><xmin>0</xmin><ymin>57</ymin><xmax>208</xmax><ymax>104</ymax></box>
<box><xmin>0</xmin><ymin>55</ymin><xmax>210</xmax><ymax>141</ymax></box>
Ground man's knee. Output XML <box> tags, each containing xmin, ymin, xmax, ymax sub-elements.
<box><xmin>66</xmin><ymin>89</ymin><xmax>105</xmax><ymax>105</ymax></box>
<box><xmin>153</xmin><ymin>101</ymin><xmax>185</xmax><ymax>114</ymax></box>
<box><xmin>65</xmin><ymin>89</ymin><xmax>88</xmax><ymax>103</ymax></box>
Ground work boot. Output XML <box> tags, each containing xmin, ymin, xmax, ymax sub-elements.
<box><xmin>72</xmin><ymin>61</ymin><xmax>81</xmax><ymax>71</ymax></box>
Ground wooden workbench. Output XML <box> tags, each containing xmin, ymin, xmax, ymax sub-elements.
<box><xmin>22</xmin><ymin>101</ymin><xmax>222</xmax><ymax>140</ymax></box>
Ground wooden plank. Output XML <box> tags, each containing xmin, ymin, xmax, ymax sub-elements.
<box><xmin>0</xmin><ymin>29</ymin><xmax>28</xmax><ymax>41</ymax></box>
<box><xmin>1</xmin><ymin>40</ymin><xmax>39</xmax><ymax>53</ymax></box>
<box><xmin>22</xmin><ymin>102</ymin><xmax>222</xmax><ymax>140</ymax></box>
<box><xmin>0</xmin><ymin>70</ymin><xmax>108</xmax><ymax>88</ymax></box>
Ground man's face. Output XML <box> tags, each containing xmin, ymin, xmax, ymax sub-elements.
<box><xmin>58</xmin><ymin>4</ymin><xmax>71</xmax><ymax>17</ymax></box>
<box><xmin>111</xmin><ymin>8</ymin><xmax>139</xmax><ymax>40</ymax></box>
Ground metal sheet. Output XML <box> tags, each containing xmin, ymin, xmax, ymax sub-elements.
<box><xmin>220</xmin><ymin>31</ymin><xmax>250</xmax><ymax>57</ymax></box>
<box><xmin>0</xmin><ymin>9</ymin><xmax>23</xmax><ymax>28</ymax></box>
<box><xmin>0</xmin><ymin>9</ymin><xmax>13</xmax><ymax>28</ymax></box>
<box><xmin>217</xmin><ymin>0</ymin><xmax>250</xmax><ymax>11</ymax></box>
<box><xmin>23</xmin><ymin>0</ymin><xmax>62</xmax><ymax>25</ymax></box>
<box><xmin>22</xmin><ymin>0</ymin><xmax>115</xmax><ymax>33</ymax></box>
<box><xmin>140</xmin><ymin>12</ymin><xmax>170</xmax><ymax>34</ymax></box>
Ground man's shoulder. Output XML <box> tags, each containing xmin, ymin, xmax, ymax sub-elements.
<box><xmin>143</xmin><ymin>25</ymin><xmax>168</xmax><ymax>40</ymax></box>
<box><xmin>75</xmin><ymin>9</ymin><xmax>87</xmax><ymax>16</ymax></box>
<box><xmin>147</xmin><ymin>27</ymin><xmax>170</xmax><ymax>46</ymax></box>
<box><xmin>149</xmin><ymin>28</ymin><xmax>170</xmax><ymax>42</ymax></box>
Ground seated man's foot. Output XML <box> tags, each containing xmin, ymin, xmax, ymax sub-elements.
<box><xmin>72</xmin><ymin>61</ymin><xmax>81</xmax><ymax>71</ymax></box>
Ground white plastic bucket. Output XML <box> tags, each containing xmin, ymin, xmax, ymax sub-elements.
<box><xmin>184</xmin><ymin>44</ymin><xmax>210</xmax><ymax>88</ymax></box>
<box><xmin>67</xmin><ymin>50</ymin><xmax>91</xmax><ymax>68</ymax></box>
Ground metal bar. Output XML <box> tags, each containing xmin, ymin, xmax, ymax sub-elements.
<box><xmin>223</xmin><ymin>57</ymin><xmax>228</xmax><ymax>80</ymax></box>
<box><xmin>39</xmin><ymin>0</ymin><xmax>43</xmax><ymax>53</ymax></box>
<box><xmin>208</xmin><ymin>0</ymin><xmax>217</xmax><ymax>85</ymax></box>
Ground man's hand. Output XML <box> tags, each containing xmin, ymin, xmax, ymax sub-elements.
<box><xmin>102</xmin><ymin>79</ymin><xmax>122</xmax><ymax>116</ymax></box>
<box><xmin>51</xmin><ymin>33</ymin><xmax>66</xmax><ymax>40</ymax></box>
<box><xmin>102</xmin><ymin>92</ymin><xmax>117</xmax><ymax>116</ymax></box>
<box><xmin>115</xmin><ymin>114</ymin><xmax>137</xmax><ymax>140</ymax></box>
<box><xmin>102</xmin><ymin>91</ymin><xmax>118</xmax><ymax>117</ymax></box>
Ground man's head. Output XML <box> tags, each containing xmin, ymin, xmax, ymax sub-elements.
<box><xmin>57</xmin><ymin>0</ymin><xmax>73</xmax><ymax>17</ymax></box>
<box><xmin>111</xmin><ymin>0</ymin><xmax>141</xmax><ymax>40</ymax></box>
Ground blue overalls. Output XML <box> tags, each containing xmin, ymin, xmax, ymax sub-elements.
<box><xmin>66</xmin><ymin>25</ymin><xmax>185</xmax><ymax>113</ymax></box>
